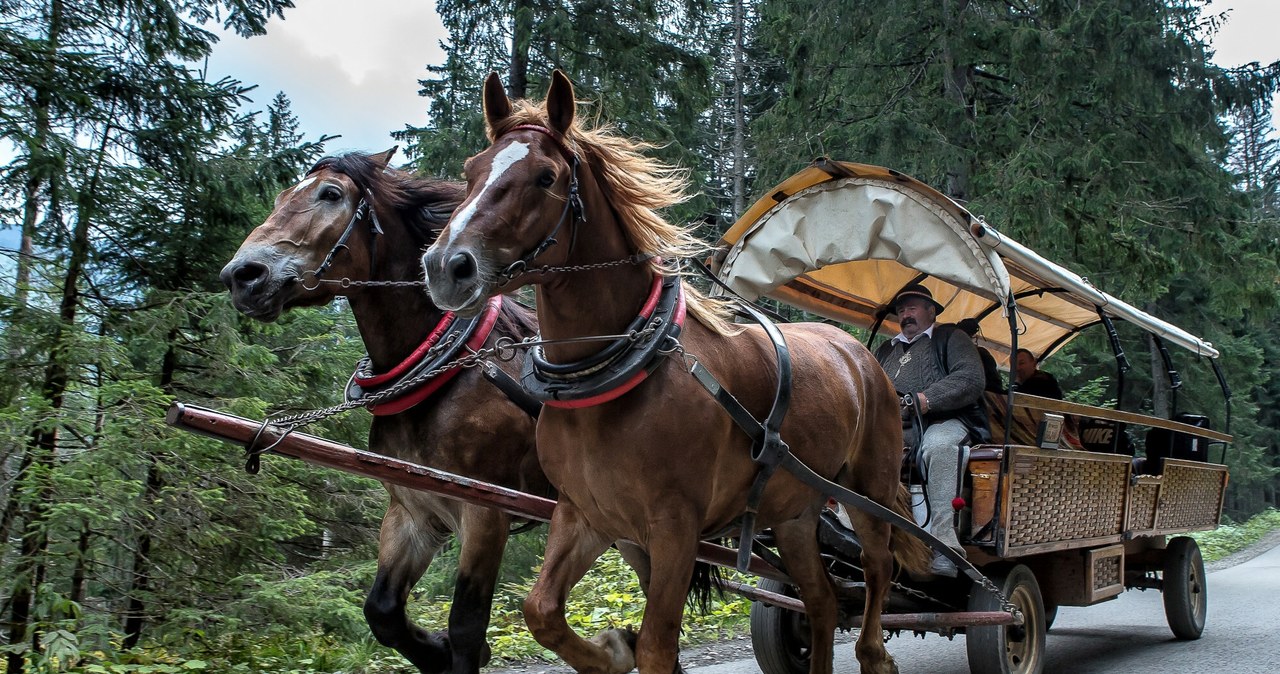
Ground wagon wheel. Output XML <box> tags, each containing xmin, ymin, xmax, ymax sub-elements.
<box><xmin>749</xmin><ymin>578</ymin><xmax>811</xmax><ymax>674</ymax></box>
<box><xmin>966</xmin><ymin>564</ymin><xmax>1046</xmax><ymax>674</ymax></box>
<box><xmin>1162</xmin><ymin>536</ymin><xmax>1207</xmax><ymax>640</ymax></box>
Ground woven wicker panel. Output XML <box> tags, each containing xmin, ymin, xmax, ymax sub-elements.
<box><xmin>1006</xmin><ymin>450</ymin><xmax>1128</xmax><ymax>548</ymax></box>
<box><xmin>1093</xmin><ymin>554</ymin><xmax>1121</xmax><ymax>590</ymax></box>
<box><xmin>1156</xmin><ymin>462</ymin><xmax>1226</xmax><ymax>531</ymax></box>
<box><xmin>1127</xmin><ymin>481</ymin><xmax>1159</xmax><ymax>531</ymax></box>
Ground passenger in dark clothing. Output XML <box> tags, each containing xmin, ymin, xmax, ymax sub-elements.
<box><xmin>957</xmin><ymin>318</ymin><xmax>1005</xmax><ymax>394</ymax></box>
<box><xmin>1014</xmin><ymin>348</ymin><xmax>1063</xmax><ymax>399</ymax></box>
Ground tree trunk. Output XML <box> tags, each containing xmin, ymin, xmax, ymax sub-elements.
<box><xmin>509</xmin><ymin>0</ymin><xmax>532</xmax><ymax>98</ymax></box>
<box><xmin>5</xmin><ymin>118</ymin><xmax>109</xmax><ymax>673</ymax></box>
<box><xmin>69</xmin><ymin>524</ymin><xmax>91</xmax><ymax>607</ymax></box>
<box><xmin>941</xmin><ymin>0</ymin><xmax>974</xmax><ymax>202</ymax></box>
<box><xmin>122</xmin><ymin>329</ymin><xmax>177</xmax><ymax>649</ymax></box>
<box><xmin>11</xmin><ymin>0</ymin><xmax>62</xmax><ymax>310</ymax></box>
<box><xmin>731</xmin><ymin>0</ymin><xmax>746</xmax><ymax>219</ymax></box>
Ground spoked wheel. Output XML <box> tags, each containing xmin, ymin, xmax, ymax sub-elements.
<box><xmin>1162</xmin><ymin>536</ymin><xmax>1207</xmax><ymax>640</ymax></box>
<box><xmin>966</xmin><ymin>564</ymin><xmax>1046</xmax><ymax>674</ymax></box>
<box><xmin>749</xmin><ymin>578</ymin><xmax>811</xmax><ymax>674</ymax></box>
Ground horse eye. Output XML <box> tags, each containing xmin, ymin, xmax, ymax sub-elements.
<box><xmin>319</xmin><ymin>186</ymin><xmax>342</xmax><ymax>202</ymax></box>
<box><xmin>537</xmin><ymin>170</ymin><xmax>556</xmax><ymax>188</ymax></box>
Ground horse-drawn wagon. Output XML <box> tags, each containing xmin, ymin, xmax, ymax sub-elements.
<box><xmin>712</xmin><ymin>159</ymin><xmax>1231</xmax><ymax>674</ymax></box>
<box><xmin>181</xmin><ymin>75</ymin><xmax>1229</xmax><ymax>674</ymax></box>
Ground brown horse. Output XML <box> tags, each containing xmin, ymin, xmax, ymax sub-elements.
<box><xmin>219</xmin><ymin>150</ymin><xmax>552</xmax><ymax>674</ymax></box>
<box><xmin>422</xmin><ymin>73</ymin><xmax>931</xmax><ymax>674</ymax></box>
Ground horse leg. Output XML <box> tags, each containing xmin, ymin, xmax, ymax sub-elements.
<box><xmin>447</xmin><ymin>504</ymin><xmax>511</xmax><ymax>674</ymax></box>
<box><xmin>846</xmin><ymin>507</ymin><xmax>898</xmax><ymax>674</ymax></box>
<box><xmin>523</xmin><ymin>503</ymin><xmax>629</xmax><ymax>674</ymax></box>
<box><xmin>772</xmin><ymin>515</ymin><xmax>838</xmax><ymax>674</ymax></box>
<box><xmin>633</xmin><ymin>525</ymin><xmax>699</xmax><ymax>674</ymax></box>
<box><xmin>364</xmin><ymin>496</ymin><xmax>453</xmax><ymax>673</ymax></box>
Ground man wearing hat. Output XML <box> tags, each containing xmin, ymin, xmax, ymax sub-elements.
<box><xmin>874</xmin><ymin>284</ymin><xmax>986</xmax><ymax>576</ymax></box>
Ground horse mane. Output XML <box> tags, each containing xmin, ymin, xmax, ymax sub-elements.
<box><xmin>488</xmin><ymin>101</ymin><xmax>736</xmax><ymax>335</ymax></box>
<box><xmin>307</xmin><ymin>153</ymin><xmax>465</xmax><ymax>245</ymax></box>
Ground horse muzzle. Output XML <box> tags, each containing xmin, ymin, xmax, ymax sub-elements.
<box><xmin>421</xmin><ymin>246</ymin><xmax>490</xmax><ymax>316</ymax></box>
<box><xmin>220</xmin><ymin>248</ymin><xmax>302</xmax><ymax>321</ymax></box>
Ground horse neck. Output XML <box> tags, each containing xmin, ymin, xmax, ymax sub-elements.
<box><xmin>345</xmin><ymin>222</ymin><xmax>450</xmax><ymax>372</ymax></box>
<box><xmin>534</xmin><ymin>176</ymin><xmax>656</xmax><ymax>364</ymax></box>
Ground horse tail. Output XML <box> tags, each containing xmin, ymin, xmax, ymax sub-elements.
<box><xmin>686</xmin><ymin>561</ymin><xmax>724</xmax><ymax>614</ymax></box>
<box><xmin>889</xmin><ymin>484</ymin><xmax>933</xmax><ymax>576</ymax></box>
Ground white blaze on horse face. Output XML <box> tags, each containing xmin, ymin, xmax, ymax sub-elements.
<box><xmin>291</xmin><ymin>176</ymin><xmax>317</xmax><ymax>194</ymax></box>
<box><xmin>446</xmin><ymin>140</ymin><xmax>530</xmax><ymax>246</ymax></box>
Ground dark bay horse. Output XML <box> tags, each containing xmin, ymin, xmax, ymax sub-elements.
<box><xmin>220</xmin><ymin>149</ymin><xmax>552</xmax><ymax>673</ymax></box>
<box><xmin>421</xmin><ymin>72</ymin><xmax>932</xmax><ymax>674</ymax></box>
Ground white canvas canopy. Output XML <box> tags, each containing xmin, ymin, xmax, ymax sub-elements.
<box><xmin>713</xmin><ymin>160</ymin><xmax>1218</xmax><ymax>364</ymax></box>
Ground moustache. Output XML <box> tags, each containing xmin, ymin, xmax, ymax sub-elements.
<box><xmin>900</xmin><ymin>317</ymin><xmax>917</xmax><ymax>326</ymax></box>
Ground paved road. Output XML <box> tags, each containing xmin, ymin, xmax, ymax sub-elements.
<box><xmin>691</xmin><ymin>542</ymin><xmax>1280</xmax><ymax>674</ymax></box>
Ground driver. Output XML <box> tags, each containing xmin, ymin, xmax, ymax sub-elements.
<box><xmin>874</xmin><ymin>284</ymin><xmax>986</xmax><ymax>576</ymax></box>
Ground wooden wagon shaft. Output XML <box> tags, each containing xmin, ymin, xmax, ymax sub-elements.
<box><xmin>166</xmin><ymin>403</ymin><xmax>1020</xmax><ymax>630</ymax></box>
<box><xmin>716</xmin><ymin>580</ymin><xmax>1020</xmax><ymax>628</ymax></box>
<box><xmin>164</xmin><ymin>403</ymin><xmax>785</xmax><ymax>581</ymax></box>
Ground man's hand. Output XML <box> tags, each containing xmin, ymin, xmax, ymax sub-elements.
<box><xmin>900</xmin><ymin>392</ymin><xmax>929</xmax><ymax>419</ymax></box>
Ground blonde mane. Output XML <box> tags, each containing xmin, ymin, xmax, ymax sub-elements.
<box><xmin>490</xmin><ymin>99</ymin><xmax>735</xmax><ymax>335</ymax></box>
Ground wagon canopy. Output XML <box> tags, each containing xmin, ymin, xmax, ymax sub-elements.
<box><xmin>712</xmin><ymin>160</ymin><xmax>1218</xmax><ymax>363</ymax></box>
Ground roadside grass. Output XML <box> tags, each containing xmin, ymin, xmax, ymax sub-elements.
<box><xmin>1191</xmin><ymin>508</ymin><xmax>1280</xmax><ymax>562</ymax></box>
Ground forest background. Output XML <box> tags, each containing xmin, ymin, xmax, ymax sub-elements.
<box><xmin>1</xmin><ymin>0</ymin><xmax>1278</xmax><ymax>672</ymax></box>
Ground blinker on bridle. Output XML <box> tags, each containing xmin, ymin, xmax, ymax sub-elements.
<box><xmin>298</xmin><ymin>187</ymin><xmax>384</xmax><ymax>291</ymax></box>
<box><xmin>497</xmin><ymin>124</ymin><xmax>587</xmax><ymax>283</ymax></box>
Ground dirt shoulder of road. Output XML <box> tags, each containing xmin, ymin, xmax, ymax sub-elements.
<box><xmin>485</xmin><ymin>531</ymin><xmax>1280</xmax><ymax>673</ymax></box>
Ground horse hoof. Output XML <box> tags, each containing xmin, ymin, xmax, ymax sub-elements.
<box><xmin>589</xmin><ymin>627</ymin><xmax>637</xmax><ymax>674</ymax></box>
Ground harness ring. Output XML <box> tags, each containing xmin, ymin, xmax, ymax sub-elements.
<box><xmin>299</xmin><ymin>270</ymin><xmax>321</xmax><ymax>291</ymax></box>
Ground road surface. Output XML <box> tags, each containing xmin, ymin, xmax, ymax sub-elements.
<box><xmin>691</xmin><ymin>541</ymin><xmax>1280</xmax><ymax>674</ymax></box>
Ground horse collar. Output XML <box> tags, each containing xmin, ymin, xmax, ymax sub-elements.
<box><xmin>521</xmin><ymin>273</ymin><xmax>686</xmax><ymax>408</ymax></box>
<box><xmin>344</xmin><ymin>295</ymin><xmax>503</xmax><ymax>415</ymax></box>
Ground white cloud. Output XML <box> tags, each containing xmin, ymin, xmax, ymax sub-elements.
<box><xmin>202</xmin><ymin>0</ymin><xmax>448</xmax><ymax>155</ymax></box>
<box><xmin>1208</xmin><ymin>0</ymin><xmax>1280</xmax><ymax>66</ymax></box>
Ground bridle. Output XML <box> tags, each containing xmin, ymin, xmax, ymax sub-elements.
<box><xmin>497</xmin><ymin>124</ymin><xmax>587</xmax><ymax>283</ymax></box>
<box><xmin>297</xmin><ymin>184</ymin><xmax>385</xmax><ymax>291</ymax></box>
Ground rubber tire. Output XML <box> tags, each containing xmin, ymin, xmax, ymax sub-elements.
<box><xmin>966</xmin><ymin>564</ymin><xmax>1046</xmax><ymax>674</ymax></box>
<box><xmin>1042</xmin><ymin>603</ymin><xmax>1058</xmax><ymax>632</ymax></box>
<box><xmin>1162</xmin><ymin>536</ymin><xmax>1207</xmax><ymax>640</ymax></box>
<box><xmin>749</xmin><ymin>578</ymin><xmax>811</xmax><ymax>674</ymax></box>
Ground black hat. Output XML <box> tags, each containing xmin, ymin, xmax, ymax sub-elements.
<box><xmin>956</xmin><ymin>317</ymin><xmax>980</xmax><ymax>336</ymax></box>
<box><xmin>890</xmin><ymin>284</ymin><xmax>944</xmax><ymax>314</ymax></box>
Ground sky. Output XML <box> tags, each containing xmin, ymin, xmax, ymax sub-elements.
<box><xmin>2</xmin><ymin>0</ymin><xmax>1279</xmax><ymax>253</ymax></box>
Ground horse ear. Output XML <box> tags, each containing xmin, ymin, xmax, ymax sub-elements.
<box><xmin>483</xmin><ymin>72</ymin><xmax>513</xmax><ymax>134</ymax></box>
<box><xmin>546</xmin><ymin>70</ymin><xmax>575</xmax><ymax>135</ymax></box>
<box><xmin>369</xmin><ymin>146</ymin><xmax>398</xmax><ymax>169</ymax></box>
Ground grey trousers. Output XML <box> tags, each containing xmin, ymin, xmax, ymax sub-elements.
<box><xmin>917</xmin><ymin>418</ymin><xmax>968</xmax><ymax>551</ymax></box>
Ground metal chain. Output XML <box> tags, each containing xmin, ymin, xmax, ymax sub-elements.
<box><xmin>498</xmin><ymin>253</ymin><xmax>654</xmax><ymax>286</ymax></box>
<box><xmin>247</xmin><ymin>318</ymin><xmax>668</xmax><ymax>460</ymax></box>
<box><xmin>295</xmin><ymin>272</ymin><xmax>427</xmax><ymax>291</ymax></box>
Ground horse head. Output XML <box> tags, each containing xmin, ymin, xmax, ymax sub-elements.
<box><xmin>422</xmin><ymin>71</ymin><xmax>586</xmax><ymax>316</ymax></box>
<box><xmin>222</xmin><ymin>148</ymin><xmax>462</xmax><ymax>321</ymax></box>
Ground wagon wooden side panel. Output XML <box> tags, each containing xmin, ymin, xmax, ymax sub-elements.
<box><xmin>996</xmin><ymin>447</ymin><xmax>1131</xmax><ymax>557</ymax></box>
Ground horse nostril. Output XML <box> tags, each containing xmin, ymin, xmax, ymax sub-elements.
<box><xmin>229</xmin><ymin>261</ymin><xmax>269</xmax><ymax>290</ymax></box>
<box><xmin>447</xmin><ymin>252</ymin><xmax>477</xmax><ymax>281</ymax></box>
